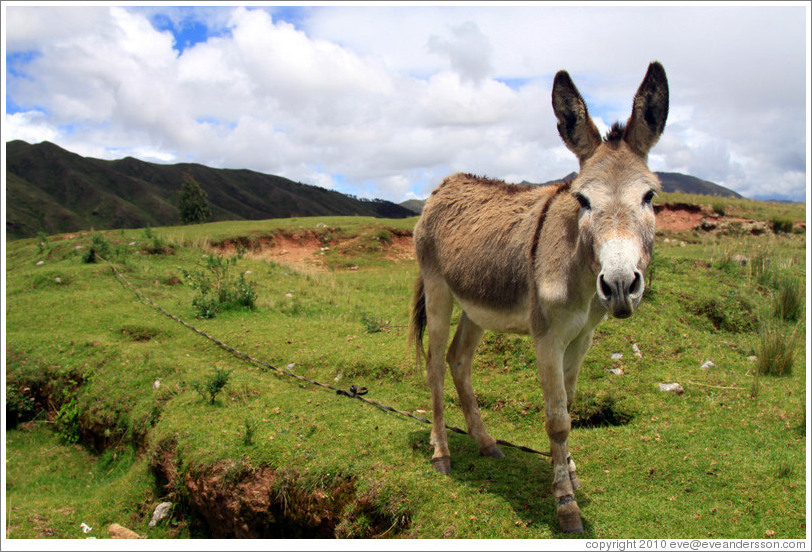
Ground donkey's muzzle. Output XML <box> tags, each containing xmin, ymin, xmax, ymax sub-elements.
<box><xmin>597</xmin><ymin>269</ymin><xmax>644</xmax><ymax>319</ymax></box>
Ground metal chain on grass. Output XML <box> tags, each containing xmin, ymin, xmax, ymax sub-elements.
<box><xmin>100</xmin><ymin>255</ymin><xmax>551</xmax><ymax>458</ymax></box>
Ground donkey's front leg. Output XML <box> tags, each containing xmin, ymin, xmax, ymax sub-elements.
<box><xmin>534</xmin><ymin>333</ymin><xmax>584</xmax><ymax>533</ymax></box>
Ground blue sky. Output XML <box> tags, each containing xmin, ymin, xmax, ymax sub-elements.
<box><xmin>3</xmin><ymin>4</ymin><xmax>809</xmax><ymax>202</ymax></box>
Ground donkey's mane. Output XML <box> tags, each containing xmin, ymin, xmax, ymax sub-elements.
<box><xmin>604</xmin><ymin>122</ymin><xmax>626</xmax><ymax>145</ymax></box>
<box><xmin>459</xmin><ymin>173</ymin><xmax>537</xmax><ymax>195</ymax></box>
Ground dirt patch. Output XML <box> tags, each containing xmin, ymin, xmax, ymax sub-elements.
<box><xmin>655</xmin><ymin>202</ymin><xmax>777</xmax><ymax>236</ymax></box>
<box><xmin>151</xmin><ymin>447</ymin><xmax>409</xmax><ymax>538</ymax></box>
<box><xmin>211</xmin><ymin>228</ymin><xmax>415</xmax><ymax>271</ymax></box>
<box><xmin>655</xmin><ymin>203</ymin><xmax>708</xmax><ymax>233</ymax></box>
<box><xmin>385</xmin><ymin>234</ymin><xmax>416</xmax><ymax>262</ymax></box>
<box><xmin>213</xmin><ymin>231</ymin><xmax>326</xmax><ymax>270</ymax></box>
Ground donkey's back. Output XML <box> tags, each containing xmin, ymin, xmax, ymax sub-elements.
<box><xmin>414</xmin><ymin>173</ymin><xmax>566</xmax><ymax>319</ymax></box>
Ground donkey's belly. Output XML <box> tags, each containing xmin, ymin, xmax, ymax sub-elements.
<box><xmin>456</xmin><ymin>296</ymin><xmax>531</xmax><ymax>334</ymax></box>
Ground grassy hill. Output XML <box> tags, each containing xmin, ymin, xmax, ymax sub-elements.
<box><xmin>5</xmin><ymin>140</ymin><xmax>414</xmax><ymax>239</ymax></box>
<box><xmin>5</xmin><ymin>193</ymin><xmax>806</xmax><ymax>539</ymax></box>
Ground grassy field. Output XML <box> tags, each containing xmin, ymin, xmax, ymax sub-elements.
<box><xmin>4</xmin><ymin>197</ymin><xmax>808</xmax><ymax>540</ymax></box>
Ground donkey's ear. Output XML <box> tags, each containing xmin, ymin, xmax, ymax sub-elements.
<box><xmin>623</xmin><ymin>62</ymin><xmax>669</xmax><ymax>157</ymax></box>
<box><xmin>552</xmin><ymin>70</ymin><xmax>602</xmax><ymax>165</ymax></box>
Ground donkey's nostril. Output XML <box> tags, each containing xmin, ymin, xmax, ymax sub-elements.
<box><xmin>628</xmin><ymin>271</ymin><xmax>643</xmax><ymax>296</ymax></box>
<box><xmin>599</xmin><ymin>274</ymin><xmax>613</xmax><ymax>299</ymax></box>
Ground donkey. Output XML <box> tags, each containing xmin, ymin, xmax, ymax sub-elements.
<box><xmin>409</xmin><ymin>62</ymin><xmax>668</xmax><ymax>533</ymax></box>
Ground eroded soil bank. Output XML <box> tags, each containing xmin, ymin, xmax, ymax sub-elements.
<box><xmin>151</xmin><ymin>443</ymin><xmax>410</xmax><ymax>538</ymax></box>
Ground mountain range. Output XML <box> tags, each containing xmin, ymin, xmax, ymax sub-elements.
<box><xmin>5</xmin><ymin>140</ymin><xmax>414</xmax><ymax>239</ymax></box>
<box><xmin>5</xmin><ymin>140</ymin><xmax>742</xmax><ymax>238</ymax></box>
<box><xmin>540</xmin><ymin>171</ymin><xmax>742</xmax><ymax>199</ymax></box>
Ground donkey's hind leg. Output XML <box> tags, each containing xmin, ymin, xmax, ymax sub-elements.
<box><xmin>423</xmin><ymin>274</ymin><xmax>454</xmax><ymax>474</ymax></box>
<box><xmin>447</xmin><ymin>312</ymin><xmax>504</xmax><ymax>458</ymax></box>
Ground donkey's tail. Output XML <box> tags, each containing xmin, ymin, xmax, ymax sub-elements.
<box><xmin>409</xmin><ymin>275</ymin><xmax>427</xmax><ymax>368</ymax></box>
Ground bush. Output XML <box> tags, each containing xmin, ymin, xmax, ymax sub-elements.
<box><xmin>180</xmin><ymin>254</ymin><xmax>257</xmax><ymax>318</ymax></box>
<box><xmin>55</xmin><ymin>397</ymin><xmax>81</xmax><ymax>444</ymax></box>
<box><xmin>82</xmin><ymin>234</ymin><xmax>111</xmax><ymax>263</ymax></box>
<box><xmin>770</xmin><ymin>218</ymin><xmax>794</xmax><ymax>234</ymax></box>
<box><xmin>361</xmin><ymin>312</ymin><xmax>386</xmax><ymax>334</ymax></box>
<box><xmin>192</xmin><ymin>367</ymin><xmax>232</xmax><ymax>404</ymax></box>
<box><xmin>6</xmin><ymin>384</ymin><xmax>37</xmax><ymax>429</ymax></box>
<box><xmin>141</xmin><ymin>234</ymin><xmax>175</xmax><ymax>255</ymax></box>
<box><xmin>36</xmin><ymin>231</ymin><xmax>50</xmax><ymax>255</ymax></box>
<box><xmin>755</xmin><ymin>321</ymin><xmax>799</xmax><ymax>377</ymax></box>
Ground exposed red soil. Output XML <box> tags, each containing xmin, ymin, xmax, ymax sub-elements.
<box><xmin>654</xmin><ymin>204</ymin><xmax>706</xmax><ymax>232</ymax></box>
<box><xmin>211</xmin><ymin>228</ymin><xmax>415</xmax><ymax>271</ymax></box>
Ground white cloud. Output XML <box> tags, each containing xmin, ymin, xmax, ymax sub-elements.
<box><xmin>4</xmin><ymin>4</ymin><xmax>808</xmax><ymax>203</ymax></box>
<box><xmin>5</xmin><ymin>111</ymin><xmax>59</xmax><ymax>144</ymax></box>
<box><xmin>428</xmin><ymin>21</ymin><xmax>493</xmax><ymax>84</ymax></box>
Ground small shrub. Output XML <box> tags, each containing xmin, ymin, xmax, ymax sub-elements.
<box><xmin>55</xmin><ymin>397</ymin><xmax>81</xmax><ymax>444</ymax></box>
<box><xmin>6</xmin><ymin>384</ymin><xmax>37</xmax><ymax>429</ymax></box>
<box><xmin>361</xmin><ymin>313</ymin><xmax>385</xmax><ymax>334</ymax></box>
<box><xmin>772</xmin><ymin>275</ymin><xmax>803</xmax><ymax>321</ymax></box>
<box><xmin>141</xmin><ymin>234</ymin><xmax>175</xmax><ymax>255</ymax></box>
<box><xmin>192</xmin><ymin>367</ymin><xmax>232</xmax><ymax>404</ymax></box>
<box><xmin>82</xmin><ymin>234</ymin><xmax>111</xmax><ymax>263</ymax></box>
<box><xmin>181</xmin><ymin>254</ymin><xmax>257</xmax><ymax>318</ymax></box>
<box><xmin>192</xmin><ymin>295</ymin><xmax>220</xmax><ymax>320</ymax></box>
<box><xmin>36</xmin><ymin>231</ymin><xmax>50</xmax><ymax>254</ymax></box>
<box><xmin>754</xmin><ymin>321</ymin><xmax>799</xmax><ymax>377</ymax></box>
<box><xmin>770</xmin><ymin>218</ymin><xmax>793</xmax><ymax>234</ymax></box>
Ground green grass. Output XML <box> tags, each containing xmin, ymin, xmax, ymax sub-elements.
<box><xmin>5</xmin><ymin>209</ymin><xmax>807</xmax><ymax>539</ymax></box>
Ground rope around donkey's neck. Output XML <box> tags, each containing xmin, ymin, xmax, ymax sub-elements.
<box><xmin>100</xmin><ymin>255</ymin><xmax>551</xmax><ymax>458</ymax></box>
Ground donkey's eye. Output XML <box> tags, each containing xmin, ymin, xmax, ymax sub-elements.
<box><xmin>642</xmin><ymin>189</ymin><xmax>657</xmax><ymax>206</ymax></box>
<box><xmin>573</xmin><ymin>192</ymin><xmax>591</xmax><ymax>210</ymax></box>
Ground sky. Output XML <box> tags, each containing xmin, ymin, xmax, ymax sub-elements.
<box><xmin>2</xmin><ymin>2</ymin><xmax>810</xmax><ymax>203</ymax></box>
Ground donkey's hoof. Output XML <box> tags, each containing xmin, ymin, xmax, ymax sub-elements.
<box><xmin>479</xmin><ymin>443</ymin><xmax>505</xmax><ymax>458</ymax></box>
<box><xmin>557</xmin><ymin>497</ymin><xmax>584</xmax><ymax>533</ymax></box>
<box><xmin>431</xmin><ymin>456</ymin><xmax>451</xmax><ymax>475</ymax></box>
<box><xmin>569</xmin><ymin>472</ymin><xmax>582</xmax><ymax>490</ymax></box>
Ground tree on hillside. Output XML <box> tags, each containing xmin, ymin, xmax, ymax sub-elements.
<box><xmin>179</xmin><ymin>172</ymin><xmax>211</xmax><ymax>225</ymax></box>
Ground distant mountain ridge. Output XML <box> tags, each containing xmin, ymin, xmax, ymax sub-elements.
<box><xmin>534</xmin><ymin>171</ymin><xmax>742</xmax><ymax>198</ymax></box>
<box><xmin>400</xmin><ymin>171</ymin><xmax>742</xmax><ymax>214</ymax></box>
<box><xmin>6</xmin><ymin>140</ymin><xmax>415</xmax><ymax>239</ymax></box>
